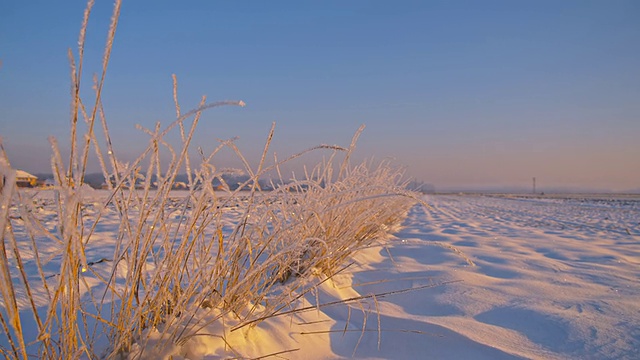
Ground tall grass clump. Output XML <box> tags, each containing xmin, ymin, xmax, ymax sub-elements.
<box><xmin>0</xmin><ymin>1</ymin><xmax>421</xmax><ymax>358</ymax></box>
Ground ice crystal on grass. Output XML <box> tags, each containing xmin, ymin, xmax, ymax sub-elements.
<box><xmin>0</xmin><ymin>1</ymin><xmax>419</xmax><ymax>359</ymax></box>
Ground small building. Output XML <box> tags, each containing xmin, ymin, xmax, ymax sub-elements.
<box><xmin>15</xmin><ymin>170</ymin><xmax>38</xmax><ymax>188</ymax></box>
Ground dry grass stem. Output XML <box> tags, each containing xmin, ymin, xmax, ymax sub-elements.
<box><xmin>0</xmin><ymin>1</ymin><xmax>427</xmax><ymax>358</ymax></box>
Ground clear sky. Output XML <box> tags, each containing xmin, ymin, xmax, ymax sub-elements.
<box><xmin>1</xmin><ymin>1</ymin><xmax>639</xmax><ymax>192</ymax></box>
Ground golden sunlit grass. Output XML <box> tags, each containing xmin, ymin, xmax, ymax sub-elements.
<box><xmin>0</xmin><ymin>1</ymin><xmax>420</xmax><ymax>358</ymax></box>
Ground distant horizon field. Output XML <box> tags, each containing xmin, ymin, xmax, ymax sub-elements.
<box><xmin>15</xmin><ymin>171</ymin><xmax>640</xmax><ymax>195</ymax></box>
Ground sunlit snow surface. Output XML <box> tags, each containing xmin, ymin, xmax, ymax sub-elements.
<box><xmin>382</xmin><ymin>194</ymin><xmax>640</xmax><ymax>360</ymax></box>
<box><xmin>4</xmin><ymin>191</ymin><xmax>640</xmax><ymax>359</ymax></box>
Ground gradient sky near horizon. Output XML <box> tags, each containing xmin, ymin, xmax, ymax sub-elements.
<box><xmin>1</xmin><ymin>1</ymin><xmax>639</xmax><ymax>191</ymax></box>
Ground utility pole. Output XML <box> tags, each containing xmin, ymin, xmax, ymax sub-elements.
<box><xmin>533</xmin><ymin>177</ymin><xmax>536</xmax><ymax>194</ymax></box>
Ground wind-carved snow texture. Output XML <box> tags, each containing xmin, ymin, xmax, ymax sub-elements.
<box><xmin>380</xmin><ymin>194</ymin><xmax>640</xmax><ymax>360</ymax></box>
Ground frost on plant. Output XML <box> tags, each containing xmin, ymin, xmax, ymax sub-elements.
<box><xmin>0</xmin><ymin>1</ymin><xmax>420</xmax><ymax>359</ymax></box>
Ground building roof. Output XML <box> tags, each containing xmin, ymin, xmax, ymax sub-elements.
<box><xmin>15</xmin><ymin>170</ymin><xmax>37</xmax><ymax>179</ymax></box>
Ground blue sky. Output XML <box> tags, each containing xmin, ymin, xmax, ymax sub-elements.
<box><xmin>1</xmin><ymin>0</ymin><xmax>639</xmax><ymax>191</ymax></box>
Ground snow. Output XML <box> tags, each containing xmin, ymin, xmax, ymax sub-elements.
<box><xmin>15</xmin><ymin>170</ymin><xmax>37</xmax><ymax>180</ymax></box>
<box><xmin>3</xmin><ymin>191</ymin><xmax>639</xmax><ymax>359</ymax></box>
<box><xmin>387</xmin><ymin>194</ymin><xmax>639</xmax><ymax>359</ymax></box>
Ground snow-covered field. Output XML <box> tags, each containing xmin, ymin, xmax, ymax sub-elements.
<box><xmin>4</xmin><ymin>191</ymin><xmax>640</xmax><ymax>359</ymax></box>
<box><xmin>375</xmin><ymin>194</ymin><xmax>640</xmax><ymax>359</ymax></box>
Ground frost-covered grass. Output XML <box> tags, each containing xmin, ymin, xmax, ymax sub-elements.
<box><xmin>0</xmin><ymin>126</ymin><xmax>417</xmax><ymax>360</ymax></box>
<box><xmin>0</xmin><ymin>1</ymin><xmax>418</xmax><ymax>358</ymax></box>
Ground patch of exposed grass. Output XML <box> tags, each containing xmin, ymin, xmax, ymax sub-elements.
<box><xmin>0</xmin><ymin>1</ymin><xmax>421</xmax><ymax>358</ymax></box>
